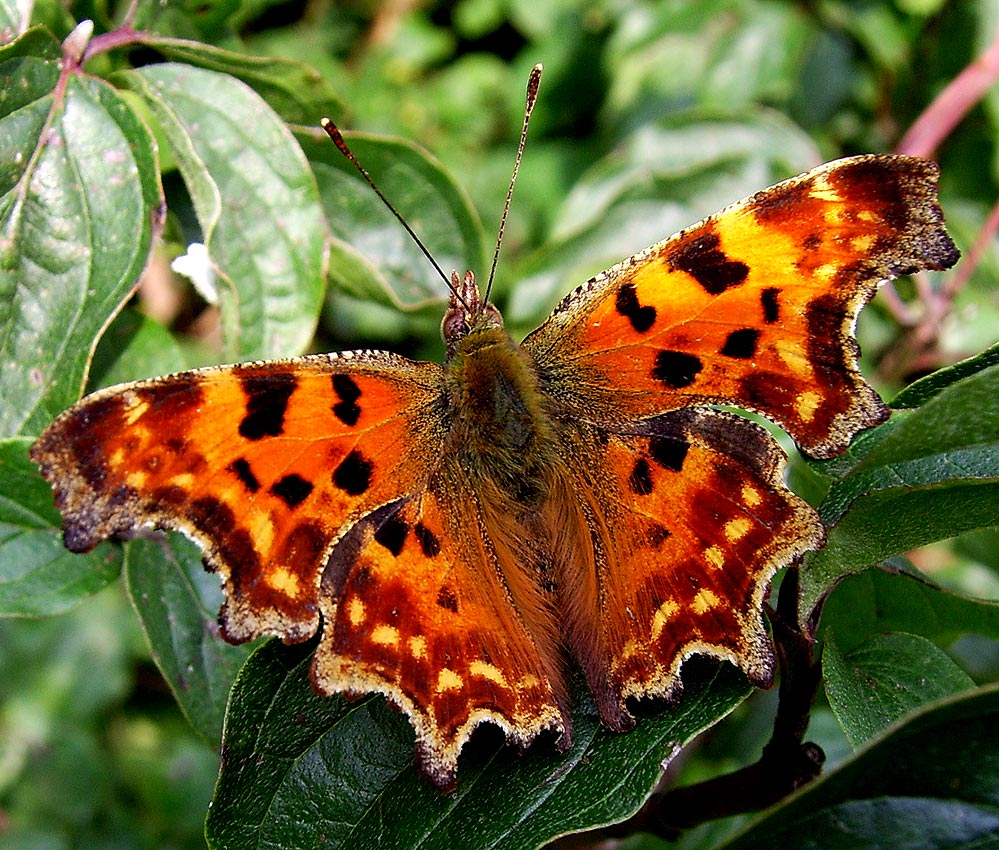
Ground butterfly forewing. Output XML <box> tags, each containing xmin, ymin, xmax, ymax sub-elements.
<box><xmin>30</xmin><ymin>352</ymin><xmax>446</xmax><ymax>643</ymax></box>
<box><xmin>525</xmin><ymin>155</ymin><xmax>960</xmax><ymax>458</ymax></box>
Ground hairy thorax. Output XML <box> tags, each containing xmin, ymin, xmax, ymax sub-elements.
<box><xmin>444</xmin><ymin>325</ymin><xmax>560</xmax><ymax>503</ymax></box>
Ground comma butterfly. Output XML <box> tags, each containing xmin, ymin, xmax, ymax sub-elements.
<box><xmin>30</xmin><ymin>70</ymin><xmax>959</xmax><ymax>789</ymax></box>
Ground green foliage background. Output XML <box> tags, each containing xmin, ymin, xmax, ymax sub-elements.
<box><xmin>2</xmin><ymin>1</ymin><xmax>999</xmax><ymax>849</ymax></box>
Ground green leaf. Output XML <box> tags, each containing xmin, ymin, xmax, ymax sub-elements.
<box><xmin>0</xmin><ymin>438</ymin><xmax>121</xmax><ymax>616</ymax></box>
<box><xmin>719</xmin><ymin>685</ymin><xmax>999</xmax><ymax>850</ymax></box>
<box><xmin>820</xmin><ymin>566</ymin><xmax>999</xmax><ymax>652</ymax></box>
<box><xmin>823</xmin><ymin>631</ymin><xmax>976</xmax><ymax>748</ymax></box>
<box><xmin>0</xmin><ymin>42</ymin><xmax>162</xmax><ymax>437</ymax></box>
<box><xmin>0</xmin><ymin>1</ymin><xmax>34</xmax><ymax>42</ymax></box>
<box><xmin>799</xmin><ymin>361</ymin><xmax>999</xmax><ymax>620</ymax></box>
<box><xmin>802</xmin><ymin>483</ymin><xmax>999</xmax><ymax>625</ymax></box>
<box><xmin>124</xmin><ymin>533</ymin><xmax>253</xmax><ymax>742</ymax></box>
<box><xmin>207</xmin><ymin>645</ymin><xmax>752</xmax><ymax>850</ymax></box>
<box><xmin>144</xmin><ymin>37</ymin><xmax>345</xmax><ymax>127</ymax></box>
<box><xmin>86</xmin><ymin>308</ymin><xmax>187</xmax><ymax>390</ymax></box>
<box><xmin>118</xmin><ymin>63</ymin><xmax>328</xmax><ymax>361</ymax></box>
<box><xmin>297</xmin><ymin>129</ymin><xmax>486</xmax><ymax>312</ymax></box>
<box><xmin>890</xmin><ymin>340</ymin><xmax>999</xmax><ymax>409</ymax></box>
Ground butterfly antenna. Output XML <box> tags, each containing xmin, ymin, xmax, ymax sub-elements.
<box><xmin>483</xmin><ymin>63</ymin><xmax>543</xmax><ymax>306</ymax></box>
<box><xmin>320</xmin><ymin>117</ymin><xmax>457</xmax><ymax>300</ymax></box>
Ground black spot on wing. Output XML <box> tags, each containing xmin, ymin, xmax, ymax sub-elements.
<box><xmin>437</xmin><ymin>586</ymin><xmax>459</xmax><ymax>612</ymax></box>
<box><xmin>649</xmin><ymin>435</ymin><xmax>689</xmax><ymax>471</ymax></box>
<box><xmin>628</xmin><ymin>458</ymin><xmax>653</xmax><ymax>495</ymax></box>
<box><xmin>615</xmin><ymin>283</ymin><xmax>657</xmax><ymax>333</ymax></box>
<box><xmin>414</xmin><ymin>522</ymin><xmax>441</xmax><ymax>558</ymax></box>
<box><xmin>189</xmin><ymin>497</ymin><xmax>261</xmax><ymax>574</ymax></box>
<box><xmin>228</xmin><ymin>458</ymin><xmax>260</xmax><ymax>493</ymax></box>
<box><xmin>137</xmin><ymin>375</ymin><xmax>205</xmax><ymax>418</ymax></box>
<box><xmin>647</xmin><ymin>523</ymin><xmax>671</xmax><ymax>549</ymax></box>
<box><xmin>332</xmin><ymin>450</ymin><xmax>373</xmax><ymax>496</ymax></box>
<box><xmin>761</xmin><ymin>287</ymin><xmax>780</xmax><ymax>324</ymax></box>
<box><xmin>271</xmin><ymin>473</ymin><xmax>313</xmax><ymax>508</ymax></box>
<box><xmin>669</xmin><ymin>232</ymin><xmax>749</xmax><ymax>294</ymax></box>
<box><xmin>238</xmin><ymin>372</ymin><xmax>298</xmax><ymax>440</ymax></box>
<box><xmin>374</xmin><ymin>512</ymin><xmax>409</xmax><ymax>556</ymax></box>
<box><xmin>652</xmin><ymin>351</ymin><xmax>703</xmax><ymax>389</ymax></box>
<box><xmin>720</xmin><ymin>328</ymin><xmax>761</xmax><ymax>359</ymax></box>
<box><xmin>331</xmin><ymin>374</ymin><xmax>362</xmax><ymax>427</ymax></box>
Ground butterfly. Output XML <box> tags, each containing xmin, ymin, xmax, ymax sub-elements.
<box><xmin>31</xmin><ymin>138</ymin><xmax>958</xmax><ymax>789</ymax></box>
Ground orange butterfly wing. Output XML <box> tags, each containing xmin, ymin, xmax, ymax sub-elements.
<box><xmin>313</xmin><ymin>478</ymin><xmax>569</xmax><ymax>788</ymax></box>
<box><xmin>553</xmin><ymin>409</ymin><xmax>822</xmax><ymax>723</ymax></box>
<box><xmin>525</xmin><ymin>156</ymin><xmax>959</xmax><ymax>458</ymax></box>
<box><xmin>31</xmin><ymin>352</ymin><xmax>571</xmax><ymax>787</ymax></box>
<box><xmin>30</xmin><ymin>353</ymin><xmax>445</xmax><ymax>643</ymax></box>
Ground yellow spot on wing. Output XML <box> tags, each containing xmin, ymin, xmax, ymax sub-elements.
<box><xmin>170</xmin><ymin>473</ymin><xmax>195</xmax><ymax>490</ymax></box>
<box><xmin>437</xmin><ymin>668</ymin><xmax>463</xmax><ymax>692</ymax></box>
<box><xmin>266</xmin><ymin>566</ymin><xmax>300</xmax><ymax>599</ymax></box>
<box><xmin>470</xmin><ymin>660</ymin><xmax>508</xmax><ymax>687</ymax></box>
<box><xmin>371</xmin><ymin>624</ymin><xmax>400</xmax><ymax>646</ymax></box>
<box><xmin>122</xmin><ymin>396</ymin><xmax>149</xmax><ymax>425</ymax></box>
<box><xmin>724</xmin><ymin>517</ymin><xmax>752</xmax><ymax>541</ymax></box>
<box><xmin>741</xmin><ymin>485</ymin><xmax>762</xmax><ymax>507</ymax></box>
<box><xmin>796</xmin><ymin>390</ymin><xmax>821</xmax><ymax>423</ymax></box>
<box><xmin>409</xmin><ymin>635</ymin><xmax>427</xmax><ymax>659</ymax></box>
<box><xmin>693</xmin><ymin>589</ymin><xmax>721</xmax><ymax>614</ymax></box>
<box><xmin>704</xmin><ymin>545</ymin><xmax>725</xmax><ymax>569</ymax></box>
<box><xmin>651</xmin><ymin>599</ymin><xmax>680</xmax><ymax>640</ymax></box>
<box><xmin>348</xmin><ymin>598</ymin><xmax>366</xmax><ymax>626</ymax></box>
<box><xmin>126</xmin><ymin>471</ymin><xmax>148</xmax><ymax>489</ymax></box>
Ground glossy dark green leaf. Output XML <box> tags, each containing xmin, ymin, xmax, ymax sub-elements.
<box><xmin>890</xmin><ymin>341</ymin><xmax>999</xmax><ymax>409</ymax></box>
<box><xmin>720</xmin><ymin>686</ymin><xmax>999</xmax><ymax>850</ymax></box>
<box><xmin>799</xmin><ymin>362</ymin><xmax>999</xmax><ymax>620</ymax></box>
<box><xmin>0</xmin><ymin>33</ymin><xmax>161</xmax><ymax>437</ymax></box>
<box><xmin>207</xmin><ymin>643</ymin><xmax>752</xmax><ymax>850</ymax></box>
<box><xmin>118</xmin><ymin>63</ymin><xmax>327</xmax><ymax>361</ymax></box>
<box><xmin>86</xmin><ymin>308</ymin><xmax>186</xmax><ymax>390</ymax></box>
<box><xmin>144</xmin><ymin>37</ymin><xmax>344</xmax><ymax>126</ymax></box>
<box><xmin>822</xmin><ymin>631</ymin><xmax>975</xmax><ymax>748</ymax></box>
<box><xmin>820</xmin><ymin>567</ymin><xmax>999</xmax><ymax>652</ymax></box>
<box><xmin>125</xmin><ymin>533</ymin><xmax>252</xmax><ymax>742</ymax></box>
<box><xmin>297</xmin><ymin>129</ymin><xmax>485</xmax><ymax>312</ymax></box>
<box><xmin>0</xmin><ymin>438</ymin><xmax>121</xmax><ymax>615</ymax></box>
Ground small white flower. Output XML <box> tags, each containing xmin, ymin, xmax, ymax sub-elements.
<box><xmin>171</xmin><ymin>243</ymin><xmax>218</xmax><ymax>304</ymax></box>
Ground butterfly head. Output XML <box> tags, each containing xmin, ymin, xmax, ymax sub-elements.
<box><xmin>442</xmin><ymin>269</ymin><xmax>504</xmax><ymax>358</ymax></box>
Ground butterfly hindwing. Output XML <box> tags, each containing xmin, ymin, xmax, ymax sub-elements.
<box><xmin>30</xmin><ymin>352</ymin><xmax>446</xmax><ymax>643</ymax></box>
<box><xmin>312</xmin><ymin>471</ymin><xmax>570</xmax><ymax>788</ymax></box>
<box><xmin>524</xmin><ymin>155</ymin><xmax>960</xmax><ymax>458</ymax></box>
